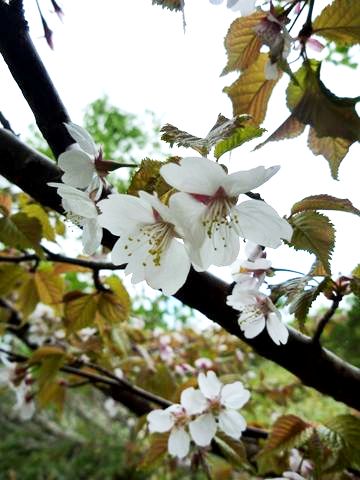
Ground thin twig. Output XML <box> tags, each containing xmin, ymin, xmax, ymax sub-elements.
<box><xmin>312</xmin><ymin>295</ymin><xmax>342</xmax><ymax>345</ymax></box>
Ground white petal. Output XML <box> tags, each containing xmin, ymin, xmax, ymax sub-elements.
<box><xmin>180</xmin><ymin>387</ymin><xmax>207</xmax><ymax>415</ymax></box>
<box><xmin>236</xmin><ymin>0</ymin><xmax>256</xmax><ymax>15</ymax></box>
<box><xmin>168</xmin><ymin>427</ymin><xmax>190</xmax><ymax>459</ymax></box>
<box><xmin>82</xmin><ymin>218</ymin><xmax>102</xmax><ymax>255</ymax></box>
<box><xmin>234</xmin><ymin>200</ymin><xmax>293</xmax><ymax>248</ymax></box>
<box><xmin>283</xmin><ymin>473</ymin><xmax>306</xmax><ymax>480</ymax></box>
<box><xmin>218</xmin><ymin>409</ymin><xmax>246</xmax><ymax>439</ymax></box>
<box><xmin>58</xmin><ymin>150</ymin><xmax>95</xmax><ymax>189</ymax></box>
<box><xmin>147</xmin><ymin>409</ymin><xmax>174</xmax><ymax>433</ymax></box>
<box><xmin>145</xmin><ymin>238</ymin><xmax>191</xmax><ymax>296</ymax></box>
<box><xmin>161</xmin><ymin>157</ymin><xmax>226</xmax><ymax>196</ymax></box>
<box><xmin>239</xmin><ymin>313</ymin><xmax>266</xmax><ymax>339</ymax></box>
<box><xmin>65</xmin><ymin>123</ymin><xmax>98</xmax><ymax>157</ymax></box>
<box><xmin>189</xmin><ymin>413</ymin><xmax>217</xmax><ymax>446</ymax></box>
<box><xmin>196</xmin><ymin>223</ymin><xmax>240</xmax><ymax>269</ymax></box>
<box><xmin>97</xmin><ymin>194</ymin><xmax>153</xmax><ymax>236</ymax></box>
<box><xmin>241</xmin><ymin>258</ymin><xmax>272</xmax><ymax>271</ymax></box>
<box><xmin>224</xmin><ymin>166</ymin><xmax>279</xmax><ymax>197</ymax></box>
<box><xmin>221</xmin><ymin>382</ymin><xmax>250</xmax><ymax>409</ymax></box>
<box><xmin>55</xmin><ymin>185</ymin><xmax>97</xmax><ymax>218</ymax></box>
<box><xmin>198</xmin><ymin>371</ymin><xmax>222</xmax><ymax>399</ymax></box>
<box><xmin>266</xmin><ymin>313</ymin><xmax>289</xmax><ymax>345</ymax></box>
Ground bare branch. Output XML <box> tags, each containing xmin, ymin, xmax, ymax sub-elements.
<box><xmin>312</xmin><ymin>294</ymin><xmax>342</xmax><ymax>345</ymax></box>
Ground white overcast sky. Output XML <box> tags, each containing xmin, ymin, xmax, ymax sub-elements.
<box><xmin>1</xmin><ymin>0</ymin><xmax>360</xmax><ymax>287</ymax></box>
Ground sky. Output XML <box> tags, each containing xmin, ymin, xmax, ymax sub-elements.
<box><xmin>1</xmin><ymin>0</ymin><xmax>360</xmax><ymax>306</ymax></box>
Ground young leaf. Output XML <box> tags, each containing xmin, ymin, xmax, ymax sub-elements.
<box><xmin>307</xmin><ymin>127</ymin><xmax>352</xmax><ymax>179</ymax></box>
<box><xmin>64</xmin><ymin>292</ymin><xmax>99</xmax><ymax>333</ymax></box>
<box><xmin>97</xmin><ymin>291</ymin><xmax>129</xmax><ymax>323</ymax></box>
<box><xmin>22</xmin><ymin>203</ymin><xmax>55</xmax><ymax>241</ymax></box>
<box><xmin>224</xmin><ymin>53</ymin><xmax>280</xmax><ymax>125</ymax></box>
<box><xmin>152</xmin><ymin>0</ymin><xmax>182</xmax><ymax>11</ymax></box>
<box><xmin>255</xmin><ymin>116</ymin><xmax>305</xmax><ymax>150</ymax></box>
<box><xmin>17</xmin><ymin>274</ymin><xmax>40</xmax><ymax>318</ymax></box>
<box><xmin>222</xmin><ymin>12</ymin><xmax>265</xmax><ymax>74</ymax></box>
<box><xmin>324</xmin><ymin>414</ymin><xmax>360</xmax><ymax>469</ymax></box>
<box><xmin>312</xmin><ymin>0</ymin><xmax>360</xmax><ymax>46</ymax></box>
<box><xmin>34</xmin><ymin>269</ymin><xmax>65</xmax><ymax>305</ymax></box>
<box><xmin>288</xmin><ymin>211</ymin><xmax>335</xmax><ymax>274</ymax></box>
<box><xmin>138</xmin><ymin>432</ymin><xmax>169</xmax><ymax>471</ymax></box>
<box><xmin>291</xmin><ymin>194</ymin><xmax>360</xmax><ymax>216</ymax></box>
<box><xmin>0</xmin><ymin>264</ymin><xmax>26</xmax><ymax>296</ymax></box>
<box><xmin>0</xmin><ymin>212</ymin><xmax>43</xmax><ymax>255</ymax></box>
<box><xmin>289</xmin><ymin>278</ymin><xmax>335</xmax><ymax>322</ymax></box>
<box><xmin>214</xmin><ymin>124</ymin><xmax>265</xmax><ymax>159</ymax></box>
<box><xmin>260</xmin><ymin>414</ymin><xmax>312</xmax><ymax>455</ymax></box>
<box><xmin>127</xmin><ymin>158</ymin><xmax>170</xmax><ymax>197</ymax></box>
<box><xmin>104</xmin><ymin>275</ymin><xmax>131</xmax><ymax>318</ymax></box>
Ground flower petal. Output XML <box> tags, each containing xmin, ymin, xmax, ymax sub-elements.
<box><xmin>198</xmin><ymin>371</ymin><xmax>222</xmax><ymax>399</ymax></box>
<box><xmin>234</xmin><ymin>200</ymin><xmax>293</xmax><ymax>248</ymax></box>
<box><xmin>65</xmin><ymin>123</ymin><xmax>98</xmax><ymax>157</ymax></box>
<box><xmin>161</xmin><ymin>157</ymin><xmax>226</xmax><ymax>196</ymax></box>
<box><xmin>224</xmin><ymin>165</ymin><xmax>279</xmax><ymax>197</ymax></box>
<box><xmin>189</xmin><ymin>413</ymin><xmax>217</xmax><ymax>446</ymax></box>
<box><xmin>98</xmin><ymin>194</ymin><xmax>153</xmax><ymax>236</ymax></box>
<box><xmin>180</xmin><ymin>387</ymin><xmax>207</xmax><ymax>415</ymax></box>
<box><xmin>145</xmin><ymin>238</ymin><xmax>191</xmax><ymax>296</ymax></box>
<box><xmin>147</xmin><ymin>409</ymin><xmax>174</xmax><ymax>433</ymax></box>
<box><xmin>58</xmin><ymin>150</ymin><xmax>95</xmax><ymax>189</ymax></box>
<box><xmin>168</xmin><ymin>427</ymin><xmax>190</xmax><ymax>459</ymax></box>
<box><xmin>82</xmin><ymin>218</ymin><xmax>103</xmax><ymax>255</ymax></box>
<box><xmin>221</xmin><ymin>382</ymin><xmax>250</xmax><ymax>409</ymax></box>
<box><xmin>239</xmin><ymin>313</ymin><xmax>265</xmax><ymax>339</ymax></box>
<box><xmin>218</xmin><ymin>409</ymin><xmax>246</xmax><ymax>439</ymax></box>
<box><xmin>266</xmin><ymin>313</ymin><xmax>289</xmax><ymax>345</ymax></box>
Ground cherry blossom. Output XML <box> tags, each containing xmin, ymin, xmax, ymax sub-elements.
<box><xmin>0</xmin><ymin>358</ymin><xmax>36</xmax><ymax>420</ymax></box>
<box><xmin>48</xmin><ymin>182</ymin><xmax>103</xmax><ymax>255</ymax></box>
<box><xmin>188</xmin><ymin>371</ymin><xmax>250</xmax><ymax>446</ymax></box>
<box><xmin>160</xmin><ymin>157</ymin><xmax>292</xmax><ymax>271</ymax></box>
<box><xmin>230</xmin><ymin>288</ymin><xmax>288</xmax><ymax>345</ymax></box>
<box><xmin>97</xmin><ymin>191</ymin><xmax>191</xmax><ymax>295</ymax></box>
<box><xmin>147</xmin><ymin>388</ymin><xmax>207</xmax><ymax>459</ymax></box>
<box><xmin>254</xmin><ymin>11</ymin><xmax>293</xmax><ymax>80</ymax></box>
<box><xmin>59</xmin><ymin>123</ymin><xmax>109</xmax><ymax>198</ymax></box>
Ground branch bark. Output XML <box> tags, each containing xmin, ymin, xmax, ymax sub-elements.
<box><xmin>1</xmin><ymin>130</ymin><xmax>359</xmax><ymax>411</ymax></box>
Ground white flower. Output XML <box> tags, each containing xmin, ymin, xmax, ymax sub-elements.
<box><xmin>59</xmin><ymin>123</ymin><xmax>105</xmax><ymax>197</ymax></box>
<box><xmin>209</xmin><ymin>0</ymin><xmax>256</xmax><ymax>16</ymax></box>
<box><xmin>48</xmin><ymin>183</ymin><xmax>103</xmax><ymax>255</ymax></box>
<box><xmin>13</xmin><ymin>382</ymin><xmax>36</xmax><ymax>421</ymax></box>
<box><xmin>147</xmin><ymin>388</ymin><xmax>207</xmax><ymax>459</ymax></box>
<box><xmin>160</xmin><ymin>157</ymin><xmax>292</xmax><ymax>271</ymax></box>
<box><xmin>189</xmin><ymin>371</ymin><xmax>249</xmax><ymax>446</ymax></box>
<box><xmin>194</xmin><ymin>357</ymin><xmax>213</xmax><ymax>371</ymax></box>
<box><xmin>267</xmin><ymin>474</ymin><xmax>306</xmax><ymax>480</ymax></box>
<box><xmin>237</xmin><ymin>292</ymin><xmax>288</xmax><ymax>345</ymax></box>
<box><xmin>97</xmin><ymin>191</ymin><xmax>191</xmax><ymax>295</ymax></box>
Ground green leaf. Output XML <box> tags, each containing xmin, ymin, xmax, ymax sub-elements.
<box><xmin>323</xmin><ymin>414</ymin><xmax>360</xmax><ymax>470</ymax></box>
<box><xmin>313</xmin><ymin>0</ymin><xmax>360</xmax><ymax>46</ymax></box>
<box><xmin>137</xmin><ymin>363</ymin><xmax>176</xmax><ymax>401</ymax></box>
<box><xmin>307</xmin><ymin>127</ymin><xmax>352</xmax><ymax>179</ymax></box>
<box><xmin>214</xmin><ymin>433</ymin><xmax>248</xmax><ymax>469</ymax></box>
<box><xmin>0</xmin><ymin>212</ymin><xmax>43</xmax><ymax>255</ymax></box>
<box><xmin>222</xmin><ymin>11</ymin><xmax>265</xmax><ymax>74</ymax></box>
<box><xmin>64</xmin><ymin>292</ymin><xmax>99</xmax><ymax>333</ymax></box>
<box><xmin>214</xmin><ymin>124</ymin><xmax>265</xmax><ymax>159</ymax></box>
<box><xmin>17</xmin><ymin>274</ymin><xmax>40</xmax><ymax>318</ymax></box>
<box><xmin>127</xmin><ymin>158</ymin><xmax>172</xmax><ymax>197</ymax></box>
<box><xmin>224</xmin><ymin>53</ymin><xmax>280</xmax><ymax>125</ymax></box>
<box><xmin>34</xmin><ymin>269</ymin><xmax>65</xmax><ymax>305</ymax></box>
<box><xmin>270</xmin><ymin>276</ymin><xmax>309</xmax><ymax>305</ymax></box>
<box><xmin>22</xmin><ymin>203</ymin><xmax>55</xmax><ymax>241</ymax></box>
<box><xmin>291</xmin><ymin>194</ymin><xmax>360</xmax><ymax>216</ymax></box>
<box><xmin>0</xmin><ymin>264</ymin><xmax>26</xmax><ymax>296</ymax></box>
<box><xmin>161</xmin><ymin>114</ymin><xmax>254</xmax><ymax>157</ymax></box>
<box><xmin>104</xmin><ymin>275</ymin><xmax>131</xmax><ymax>320</ymax></box>
<box><xmin>97</xmin><ymin>291</ymin><xmax>129</xmax><ymax>323</ymax></box>
<box><xmin>260</xmin><ymin>414</ymin><xmax>312</xmax><ymax>456</ymax></box>
<box><xmin>288</xmin><ymin>211</ymin><xmax>335</xmax><ymax>274</ymax></box>
<box><xmin>289</xmin><ymin>278</ymin><xmax>334</xmax><ymax>322</ymax></box>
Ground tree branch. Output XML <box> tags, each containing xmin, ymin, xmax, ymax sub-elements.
<box><xmin>0</xmin><ymin>132</ymin><xmax>359</xmax><ymax>410</ymax></box>
<box><xmin>312</xmin><ymin>295</ymin><xmax>342</xmax><ymax>345</ymax></box>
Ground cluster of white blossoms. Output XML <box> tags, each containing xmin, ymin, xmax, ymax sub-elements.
<box><xmin>49</xmin><ymin>125</ymin><xmax>292</xmax><ymax>298</ymax></box>
<box><xmin>147</xmin><ymin>370</ymin><xmax>250</xmax><ymax>459</ymax></box>
<box><xmin>0</xmin><ymin>355</ymin><xmax>36</xmax><ymax>421</ymax></box>
<box><xmin>227</xmin><ymin>242</ymin><xmax>289</xmax><ymax>345</ymax></box>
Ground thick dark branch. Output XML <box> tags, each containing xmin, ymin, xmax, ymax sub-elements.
<box><xmin>0</xmin><ymin>132</ymin><xmax>359</xmax><ymax>411</ymax></box>
<box><xmin>0</xmin><ymin>111</ymin><xmax>16</xmax><ymax>134</ymax></box>
<box><xmin>0</xmin><ymin>2</ymin><xmax>72</xmax><ymax>156</ymax></box>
